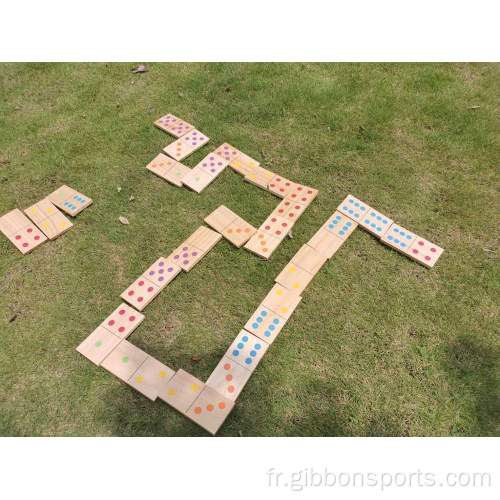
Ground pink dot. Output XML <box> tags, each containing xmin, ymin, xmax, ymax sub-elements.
<box><xmin>418</xmin><ymin>241</ymin><xmax>424</xmax><ymax>246</ymax></box>
<box><xmin>34</xmin><ymin>236</ymin><xmax>40</xmax><ymax>240</ymax></box>
<box><xmin>307</xmin><ymin>190</ymin><xmax>312</xmax><ymax>194</ymax></box>
<box><xmin>147</xmin><ymin>287</ymin><xmax>153</xmax><ymax>292</ymax></box>
<box><xmin>15</xmin><ymin>235</ymin><xmax>21</xmax><ymax>240</ymax></box>
<box><xmin>129</xmin><ymin>316</ymin><xmax>135</xmax><ymax>322</ymax></box>
<box><xmin>27</xmin><ymin>228</ymin><xmax>33</xmax><ymax>233</ymax></box>
<box><xmin>138</xmin><ymin>281</ymin><xmax>144</xmax><ymax>286</ymax></box>
<box><xmin>138</xmin><ymin>297</ymin><xmax>144</xmax><ymax>302</ymax></box>
<box><xmin>108</xmin><ymin>320</ymin><xmax>115</xmax><ymax>326</ymax></box>
<box><xmin>23</xmin><ymin>243</ymin><xmax>28</xmax><ymax>247</ymax></box>
<box><xmin>425</xmin><ymin>256</ymin><xmax>431</xmax><ymax>261</ymax></box>
<box><xmin>118</xmin><ymin>326</ymin><xmax>125</xmax><ymax>333</ymax></box>
<box><xmin>276</xmin><ymin>178</ymin><xmax>281</xmax><ymax>181</ymax></box>
<box><xmin>119</xmin><ymin>309</ymin><xmax>125</xmax><ymax>315</ymax></box>
<box><xmin>128</xmin><ymin>291</ymin><xmax>134</xmax><ymax>296</ymax></box>
<box><xmin>297</xmin><ymin>187</ymin><xmax>303</xmax><ymax>191</ymax></box>
<box><xmin>431</xmin><ymin>248</ymin><xmax>436</xmax><ymax>252</ymax></box>
<box><xmin>413</xmin><ymin>249</ymin><xmax>418</xmax><ymax>254</ymax></box>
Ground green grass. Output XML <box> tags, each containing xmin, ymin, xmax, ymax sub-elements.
<box><xmin>0</xmin><ymin>63</ymin><xmax>498</xmax><ymax>436</ymax></box>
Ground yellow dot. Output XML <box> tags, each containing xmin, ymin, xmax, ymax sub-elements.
<box><xmin>136</xmin><ymin>376</ymin><xmax>144</xmax><ymax>383</ymax></box>
<box><xmin>47</xmin><ymin>209</ymin><xmax>54</xmax><ymax>214</ymax></box>
<box><xmin>265</xmin><ymin>173</ymin><xmax>272</xmax><ymax>178</ymax></box>
<box><xmin>167</xmin><ymin>389</ymin><xmax>175</xmax><ymax>396</ymax></box>
<box><xmin>250</xmin><ymin>174</ymin><xmax>256</xmax><ymax>178</ymax></box>
<box><xmin>158</xmin><ymin>371</ymin><xmax>166</xmax><ymax>378</ymax></box>
<box><xmin>281</xmin><ymin>307</ymin><xmax>288</xmax><ymax>313</ymax></box>
<box><xmin>60</xmin><ymin>222</ymin><xmax>66</xmax><ymax>227</ymax></box>
<box><xmin>190</xmin><ymin>384</ymin><xmax>198</xmax><ymax>391</ymax></box>
<box><xmin>249</xmin><ymin>162</ymin><xmax>255</xmax><ymax>167</ymax></box>
<box><xmin>43</xmin><ymin>222</ymin><xmax>49</xmax><ymax>227</ymax></box>
<box><xmin>234</xmin><ymin>162</ymin><xmax>239</xmax><ymax>167</ymax></box>
<box><xmin>30</xmin><ymin>208</ymin><xmax>36</xmax><ymax>213</ymax></box>
<box><xmin>276</xmin><ymin>289</ymin><xmax>283</xmax><ymax>296</ymax></box>
<box><xmin>289</xmin><ymin>267</ymin><xmax>296</xmax><ymax>273</ymax></box>
<box><xmin>293</xmin><ymin>283</ymin><xmax>300</xmax><ymax>289</ymax></box>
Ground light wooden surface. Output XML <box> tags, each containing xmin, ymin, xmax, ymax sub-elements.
<box><xmin>267</xmin><ymin>176</ymin><xmax>297</xmax><ymax>198</ymax></box>
<box><xmin>186</xmin><ymin>226</ymin><xmax>222</xmax><ymax>252</ymax></box>
<box><xmin>186</xmin><ymin>386</ymin><xmax>235</xmax><ymax>435</ymax></box>
<box><xmin>308</xmin><ymin>227</ymin><xmax>344</xmax><ymax>259</ymax></box>
<box><xmin>159</xmin><ymin>369</ymin><xmax>205</xmax><ymax>413</ymax></box>
<box><xmin>322</xmin><ymin>211</ymin><xmax>358</xmax><ymax>240</ymax></box>
<box><xmin>285</xmin><ymin>185</ymin><xmax>318</xmax><ymax>207</ymax></box>
<box><xmin>47</xmin><ymin>185</ymin><xmax>93</xmax><ymax>216</ymax></box>
<box><xmin>259</xmin><ymin>215</ymin><xmax>293</xmax><ymax>239</ymax></box>
<box><xmin>290</xmin><ymin>244</ymin><xmax>328</xmax><ymax>275</ymax></box>
<box><xmin>223</xmin><ymin>217</ymin><xmax>257</xmax><ymax>248</ymax></box>
<box><xmin>127</xmin><ymin>356</ymin><xmax>175</xmax><ymax>401</ymax></box>
<box><xmin>100</xmin><ymin>303</ymin><xmax>145</xmax><ymax>339</ymax></box>
<box><xmin>380</xmin><ymin>223</ymin><xmax>417</xmax><ymax>254</ymax></box>
<box><xmin>244</xmin><ymin>230</ymin><xmax>282</xmax><ymax>259</ymax></box>
<box><xmin>153</xmin><ymin>114</ymin><xmax>194</xmax><ymax>137</ymax></box>
<box><xmin>336</xmin><ymin>194</ymin><xmax>371</xmax><ymax>222</ymax></box>
<box><xmin>145</xmin><ymin>153</ymin><xmax>177</xmax><ymax>178</ymax></box>
<box><xmin>0</xmin><ymin>208</ymin><xmax>31</xmax><ymax>236</ymax></box>
<box><xmin>8</xmin><ymin>224</ymin><xmax>47</xmax><ymax>254</ymax></box>
<box><xmin>143</xmin><ymin>258</ymin><xmax>182</xmax><ymax>288</ymax></box>
<box><xmin>166</xmin><ymin>243</ymin><xmax>206</xmax><ymax>272</ymax></box>
<box><xmin>261</xmin><ymin>284</ymin><xmax>302</xmax><ymax>320</ymax></box>
<box><xmin>181</xmin><ymin>167</ymin><xmax>215</xmax><ymax>194</ymax></box>
<box><xmin>204</xmin><ymin>205</ymin><xmax>238</xmax><ymax>233</ymax></box>
<box><xmin>357</xmin><ymin>207</ymin><xmax>393</xmax><ymax>238</ymax></box>
<box><xmin>243</xmin><ymin>305</ymin><xmax>288</xmax><ymax>344</ymax></box>
<box><xmin>101</xmin><ymin>340</ymin><xmax>149</xmax><ymax>382</ymax></box>
<box><xmin>120</xmin><ymin>276</ymin><xmax>161</xmax><ymax>311</ymax></box>
<box><xmin>76</xmin><ymin>326</ymin><xmax>122</xmax><ymax>366</ymax></box>
<box><xmin>275</xmin><ymin>263</ymin><xmax>314</xmax><ymax>294</ymax></box>
<box><xmin>225</xmin><ymin>330</ymin><xmax>269</xmax><ymax>372</ymax></box>
<box><xmin>206</xmin><ymin>356</ymin><xmax>252</xmax><ymax>401</ymax></box>
<box><xmin>162</xmin><ymin>162</ymin><xmax>191</xmax><ymax>187</ymax></box>
<box><xmin>270</xmin><ymin>199</ymin><xmax>307</xmax><ymax>222</ymax></box>
<box><xmin>406</xmin><ymin>235</ymin><xmax>444</xmax><ymax>268</ymax></box>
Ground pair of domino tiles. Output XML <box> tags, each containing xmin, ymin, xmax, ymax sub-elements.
<box><xmin>164</xmin><ymin>130</ymin><xmax>210</xmax><ymax>162</ymax></box>
<box><xmin>0</xmin><ymin>209</ymin><xmax>47</xmax><ymax>254</ymax></box>
<box><xmin>154</xmin><ymin>114</ymin><xmax>195</xmax><ymax>138</ymax></box>
<box><xmin>204</xmin><ymin>205</ymin><xmax>256</xmax><ymax>248</ymax></box>
<box><xmin>146</xmin><ymin>153</ymin><xmax>192</xmax><ymax>187</ymax></box>
<box><xmin>46</xmin><ymin>185</ymin><xmax>93</xmax><ymax>217</ymax></box>
<box><xmin>24</xmin><ymin>199</ymin><xmax>73</xmax><ymax>240</ymax></box>
<box><xmin>337</xmin><ymin>194</ymin><xmax>444</xmax><ymax>268</ymax></box>
<box><xmin>244</xmin><ymin>214</ymin><xmax>294</xmax><ymax>259</ymax></box>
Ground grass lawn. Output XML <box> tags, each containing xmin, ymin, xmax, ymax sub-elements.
<box><xmin>0</xmin><ymin>62</ymin><xmax>498</xmax><ymax>437</ymax></box>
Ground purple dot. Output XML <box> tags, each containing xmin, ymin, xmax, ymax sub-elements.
<box><xmin>209</xmin><ymin>156</ymin><xmax>214</xmax><ymax>160</ymax></box>
<box><xmin>183</xmin><ymin>253</ymin><xmax>188</xmax><ymax>258</ymax></box>
<box><xmin>183</xmin><ymin>260</ymin><xmax>189</xmax><ymax>265</ymax></box>
<box><xmin>174</xmin><ymin>255</ymin><xmax>179</xmax><ymax>260</ymax></box>
<box><xmin>158</xmin><ymin>120</ymin><xmax>163</xmax><ymax>124</ymax></box>
<box><xmin>217</xmin><ymin>152</ymin><xmax>222</xmax><ymax>156</ymax></box>
<box><xmin>158</xmin><ymin>269</ymin><xmax>164</xmax><ymax>274</ymax></box>
<box><xmin>159</xmin><ymin>261</ymin><xmax>164</xmax><ymax>267</ymax></box>
<box><xmin>217</xmin><ymin>162</ymin><xmax>223</xmax><ymax>166</ymax></box>
<box><xmin>231</xmin><ymin>151</ymin><xmax>236</xmax><ymax>154</ymax></box>
<box><xmin>224</xmin><ymin>146</ymin><xmax>229</xmax><ymax>150</ymax></box>
<box><xmin>225</xmin><ymin>156</ymin><xmax>230</xmax><ymax>161</ymax></box>
<box><xmin>167</xmin><ymin>267</ymin><xmax>174</xmax><ymax>272</ymax></box>
<box><xmin>179</xmin><ymin>122</ymin><xmax>184</xmax><ymax>125</ymax></box>
<box><xmin>202</xmin><ymin>163</ymin><xmax>207</xmax><ymax>167</ymax></box>
<box><xmin>192</xmin><ymin>251</ymin><xmax>198</xmax><ymax>257</ymax></box>
<box><xmin>149</xmin><ymin>271</ymin><xmax>155</xmax><ymax>276</ymax></box>
<box><xmin>200</xmin><ymin>137</ymin><xmax>205</xmax><ymax>141</ymax></box>
<box><xmin>172</xmin><ymin>118</ymin><xmax>177</xmax><ymax>122</ymax></box>
<box><xmin>192</xmin><ymin>142</ymin><xmax>198</xmax><ymax>146</ymax></box>
<box><xmin>158</xmin><ymin>277</ymin><xmax>164</xmax><ymax>282</ymax></box>
<box><xmin>211</xmin><ymin>169</ymin><xmax>216</xmax><ymax>173</ymax></box>
<box><xmin>193</xmin><ymin>131</ymin><xmax>197</xmax><ymax>135</ymax></box>
<box><xmin>183</xmin><ymin>246</ymin><xmax>188</xmax><ymax>251</ymax></box>
<box><xmin>185</xmin><ymin>136</ymin><xmax>190</xmax><ymax>141</ymax></box>
<box><xmin>210</xmin><ymin>162</ymin><xmax>215</xmax><ymax>167</ymax></box>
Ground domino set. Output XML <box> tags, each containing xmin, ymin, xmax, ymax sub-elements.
<box><xmin>0</xmin><ymin>185</ymin><xmax>92</xmax><ymax>255</ymax></box>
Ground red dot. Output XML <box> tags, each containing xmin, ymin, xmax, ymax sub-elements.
<box><xmin>425</xmin><ymin>256</ymin><xmax>431</xmax><ymax>261</ymax></box>
<box><xmin>280</xmin><ymin>188</ymin><xmax>284</xmax><ymax>192</ymax></box>
<box><xmin>290</xmin><ymin>213</ymin><xmax>295</xmax><ymax>217</ymax></box>
<box><xmin>291</xmin><ymin>194</ymin><xmax>296</xmax><ymax>198</ymax></box>
<box><xmin>295</xmin><ymin>206</ymin><xmax>300</xmax><ymax>210</ymax></box>
<box><xmin>27</xmin><ymin>228</ymin><xmax>33</xmax><ymax>233</ymax></box>
<box><xmin>15</xmin><ymin>235</ymin><xmax>21</xmax><ymax>240</ymax></box>
<box><xmin>271</xmin><ymin>218</ymin><xmax>277</xmax><ymax>222</ymax></box>
<box><xmin>128</xmin><ymin>291</ymin><xmax>134</xmax><ymax>296</ymax></box>
<box><xmin>147</xmin><ymin>287</ymin><xmax>153</xmax><ymax>292</ymax></box>
<box><xmin>23</xmin><ymin>242</ymin><xmax>28</xmax><ymax>247</ymax></box>
<box><xmin>226</xmin><ymin>374</ymin><xmax>233</xmax><ymax>381</ymax></box>
<box><xmin>285</xmin><ymin>182</ymin><xmax>290</xmax><ymax>186</ymax></box>
<box><xmin>431</xmin><ymin>248</ymin><xmax>436</xmax><ymax>252</ymax></box>
<box><xmin>119</xmin><ymin>309</ymin><xmax>125</xmax><ymax>315</ymax></box>
<box><xmin>206</xmin><ymin>404</ymin><xmax>214</xmax><ymax>412</ymax></box>
<box><xmin>265</xmin><ymin>225</ymin><xmax>270</xmax><ymax>230</ymax></box>
<box><xmin>276</xmin><ymin>177</ymin><xmax>281</xmax><ymax>181</ymax></box>
<box><xmin>34</xmin><ymin>236</ymin><xmax>40</xmax><ymax>240</ymax></box>
<box><xmin>138</xmin><ymin>281</ymin><xmax>144</xmax><ymax>286</ymax></box>
<box><xmin>138</xmin><ymin>297</ymin><xmax>144</xmax><ymax>302</ymax></box>
<box><xmin>413</xmin><ymin>249</ymin><xmax>418</xmax><ymax>254</ymax></box>
<box><xmin>228</xmin><ymin>386</ymin><xmax>235</xmax><ymax>393</ymax></box>
<box><xmin>129</xmin><ymin>316</ymin><xmax>135</xmax><ymax>322</ymax></box>
<box><xmin>118</xmin><ymin>327</ymin><xmax>125</xmax><ymax>333</ymax></box>
<box><xmin>108</xmin><ymin>320</ymin><xmax>115</xmax><ymax>326</ymax></box>
<box><xmin>418</xmin><ymin>241</ymin><xmax>424</xmax><ymax>246</ymax></box>
<box><xmin>276</xmin><ymin>230</ymin><xmax>282</xmax><ymax>235</ymax></box>
<box><xmin>270</xmin><ymin>183</ymin><xmax>275</xmax><ymax>188</ymax></box>
<box><xmin>278</xmin><ymin>209</ymin><xmax>284</xmax><ymax>213</ymax></box>
<box><xmin>307</xmin><ymin>190</ymin><xmax>312</xmax><ymax>194</ymax></box>
<box><xmin>297</xmin><ymin>186</ymin><xmax>303</xmax><ymax>191</ymax></box>
<box><xmin>223</xmin><ymin>363</ymin><xmax>231</xmax><ymax>370</ymax></box>
<box><xmin>301</xmin><ymin>197</ymin><xmax>307</xmax><ymax>202</ymax></box>
<box><xmin>282</xmin><ymin>223</ymin><xmax>288</xmax><ymax>227</ymax></box>
<box><xmin>285</xmin><ymin>202</ymin><xmax>290</xmax><ymax>206</ymax></box>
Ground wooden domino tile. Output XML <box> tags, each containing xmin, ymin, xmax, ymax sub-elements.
<box><xmin>162</xmin><ymin>162</ymin><xmax>192</xmax><ymax>187</ymax></box>
<box><xmin>186</xmin><ymin>386</ymin><xmax>235</xmax><ymax>435</ymax></box>
<box><xmin>336</xmin><ymin>194</ymin><xmax>371</xmax><ymax>222</ymax></box>
<box><xmin>222</xmin><ymin>217</ymin><xmax>257</xmax><ymax>248</ymax></box>
<box><xmin>244</xmin><ymin>230</ymin><xmax>281</xmax><ymax>259</ymax></box>
<box><xmin>206</xmin><ymin>356</ymin><xmax>252</xmax><ymax>401</ymax></box>
<box><xmin>291</xmin><ymin>244</ymin><xmax>328</xmax><ymax>275</ymax></box>
<box><xmin>213</xmin><ymin>143</ymin><xmax>241</xmax><ymax>166</ymax></box>
<box><xmin>46</xmin><ymin>185</ymin><xmax>93</xmax><ymax>216</ymax></box>
<box><xmin>322</xmin><ymin>211</ymin><xmax>358</xmax><ymax>240</ymax></box>
<box><xmin>25</xmin><ymin>200</ymin><xmax>73</xmax><ymax>240</ymax></box>
<box><xmin>127</xmin><ymin>356</ymin><xmax>175</xmax><ymax>401</ymax></box>
<box><xmin>76</xmin><ymin>326</ymin><xmax>122</xmax><ymax>366</ymax></box>
<box><xmin>164</xmin><ymin>130</ymin><xmax>209</xmax><ymax>161</ymax></box>
<box><xmin>101</xmin><ymin>340</ymin><xmax>149</xmax><ymax>382</ymax></box>
<box><xmin>182</xmin><ymin>167</ymin><xmax>215</xmax><ymax>194</ymax></box>
<box><xmin>186</xmin><ymin>226</ymin><xmax>222</xmax><ymax>253</ymax></box>
<box><xmin>381</xmin><ymin>223</ymin><xmax>417</xmax><ymax>254</ymax></box>
<box><xmin>231</xmin><ymin>152</ymin><xmax>260</xmax><ymax>170</ymax></box>
<box><xmin>154</xmin><ymin>114</ymin><xmax>194</xmax><ymax>137</ymax></box>
<box><xmin>270</xmin><ymin>199</ymin><xmax>307</xmax><ymax>223</ymax></box>
<box><xmin>146</xmin><ymin>153</ymin><xmax>177</xmax><ymax>178</ymax></box>
<box><xmin>196</xmin><ymin>152</ymin><xmax>228</xmax><ymax>177</ymax></box>
<box><xmin>275</xmin><ymin>262</ymin><xmax>314</xmax><ymax>294</ymax></box>
<box><xmin>159</xmin><ymin>369</ymin><xmax>205</xmax><ymax>413</ymax></box>
<box><xmin>406</xmin><ymin>235</ymin><xmax>444</xmax><ymax>268</ymax></box>
<box><xmin>244</xmin><ymin>165</ymin><xmax>276</xmax><ymax>189</ymax></box>
<box><xmin>308</xmin><ymin>227</ymin><xmax>344</xmax><ymax>259</ymax></box>
<box><xmin>243</xmin><ymin>306</ymin><xmax>288</xmax><ymax>345</ymax></box>
<box><xmin>166</xmin><ymin>243</ymin><xmax>206</xmax><ymax>272</ymax></box>
<box><xmin>358</xmin><ymin>207</ymin><xmax>394</xmax><ymax>238</ymax></box>
<box><xmin>259</xmin><ymin>215</ymin><xmax>293</xmax><ymax>240</ymax></box>
<box><xmin>261</xmin><ymin>283</ymin><xmax>302</xmax><ymax>320</ymax></box>
<box><xmin>267</xmin><ymin>176</ymin><xmax>297</xmax><ymax>198</ymax></box>
<box><xmin>143</xmin><ymin>257</ymin><xmax>182</xmax><ymax>288</ymax></box>
<box><xmin>0</xmin><ymin>208</ymin><xmax>48</xmax><ymax>254</ymax></box>
<box><xmin>225</xmin><ymin>330</ymin><xmax>269</xmax><ymax>372</ymax></box>
<box><xmin>285</xmin><ymin>185</ymin><xmax>318</xmax><ymax>207</ymax></box>
<box><xmin>230</xmin><ymin>160</ymin><xmax>253</xmax><ymax>177</ymax></box>
<box><xmin>120</xmin><ymin>276</ymin><xmax>161</xmax><ymax>311</ymax></box>
<box><xmin>100</xmin><ymin>303</ymin><xmax>145</xmax><ymax>339</ymax></box>
<box><xmin>204</xmin><ymin>205</ymin><xmax>239</xmax><ymax>233</ymax></box>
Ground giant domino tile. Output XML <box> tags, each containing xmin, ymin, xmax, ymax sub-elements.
<box><xmin>77</xmin><ymin>114</ymin><xmax>444</xmax><ymax>435</ymax></box>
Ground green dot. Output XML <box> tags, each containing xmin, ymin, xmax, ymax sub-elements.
<box><xmin>195</xmin><ymin>177</ymin><xmax>200</xmax><ymax>181</ymax></box>
<box><xmin>176</xmin><ymin>171</ymin><xmax>182</xmax><ymax>176</ymax></box>
<box><xmin>95</xmin><ymin>341</ymin><xmax>102</xmax><ymax>347</ymax></box>
<box><xmin>122</xmin><ymin>356</ymin><xmax>129</xmax><ymax>363</ymax></box>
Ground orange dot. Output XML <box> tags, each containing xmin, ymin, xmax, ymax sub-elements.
<box><xmin>223</xmin><ymin>363</ymin><xmax>231</xmax><ymax>370</ymax></box>
<box><xmin>258</xmin><ymin>234</ymin><xmax>264</xmax><ymax>239</ymax></box>
<box><xmin>206</xmin><ymin>404</ymin><xmax>214</xmax><ymax>412</ymax></box>
<box><xmin>236</xmin><ymin>228</ymin><xmax>241</xmax><ymax>233</ymax></box>
<box><xmin>263</xmin><ymin>248</ymin><xmax>268</xmax><ymax>252</ymax></box>
<box><xmin>152</xmin><ymin>163</ymin><xmax>157</xmax><ymax>167</ymax></box>
<box><xmin>194</xmin><ymin>407</ymin><xmax>202</xmax><ymax>414</ymax></box>
<box><xmin>227</xmin><ymin>229</ymin><xmax>233</xmax><ymax>234</ymax></box>
<box><xmin>177</xmin><ymin>142</ymin><xmax>182</xmax><ymax>145</ymax></box>
<box><xmin>228</xmin><ymin>386</ymin><xmax>235</xmax><ymax>393</ymax></box>
<box><xmin>226</xmin><ymin>374</ymin><xmax>233</xmax><ymax>381</ymax></box>
<box><xmin>159</xmin><ymin>162</ymin><xmax>164</xmax><ymax>167</ymax></box>
<box><xmin>176</xmin><ymin>147</ymin><xmax>181</xmax><ymax>151</ymax></box>
<box><xmin>218</xmin><ymin>402</ymin><xmax>226</xmax><ymax>410</ymax></box>
<box><xmin>260</xmin><ymin>241</ymin><xmax>266</xmax><ymax>246</ymax></box>
<box><xmin>244</xmin><ymin>228</ymin><xmax>250</xmax><ymax>232</ymax></box>
<box><xmin>167</xmin><ymin>161</ymin><xmax>172</xmax><ymax>166</ymax></box>
<box><xmin>176</xmin><ymin>153</ymin><xmax>181</xmax><ymax>157</ymax></box>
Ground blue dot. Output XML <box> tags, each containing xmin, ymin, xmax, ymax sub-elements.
<box><xmin>252</xmin><ymin>323</ymin><xmax>259</xmax><ymax>329</ymax></box>
<box><xmin>250</xmin><ymin>350</ymin><xmax>257</xmax><ymax>357</ymax></box>
<box><xmin>382</xmin><ymin>219</ymin><xmax>387</xmax><ymax>224</ymax></box>
<box><xmin>73</xmin><ymin>195</ymin><xmax>78</xmax><ymax>200</ymax></box>
<box><xmin>80</xmin><ymin>199</ymin><xmax>86</xmax><ymax>203</ymax></box>
<box><xmin>401</xmin><ymin>242</ymin><xmax>407</xmax><ymax>248</ymax></box>
<box><xmin>361</xmin><ymin>206</ymin><xmax>366</xmax><ymax>211</ymax></box>
<box><xmin>332</xmin><ymin>220</ymin><xmax>338</xmax><ymax>224</ymax></box>
<box><xmin>377</xmin><ymin>227</ymin><xmax>382</xmax><ymax>232</ymax></box>
<box><xmin>339</xmin><ymin>230</ymin><xmax>345</xmax><ymax>236</ymax></box>
<box><xmin>242</xmin><ymin>336</ymin><xmax>248</xmax><ymax>342</ymax></box>
<box><xmin>394</xmin><ymin>239</ymin><xmax>400</xmax><ymax>244</ymax></box>
<box><xmin>388</xmin><ymin>235</ymin><xmax>393</xmax><ymax>241</ymax></box>
<box><xmin>346</xmin><ymin>222</ymin><xmax>352</xmax><ymax>226</ymax></box>
<box><xmin>342</xmin><ymin>226</ymin><xmax>349</xmax><ymax>231</ymax></box>
<box><xmin>232</xmin><ymin>350</ymin><xmax>239</xmax><ymax>356</ymax></box>
<box><xmin>365</xmin><ymin>219</ymin><xmax>370</xmax><ymax>224</ymax></box>
<box><xmin>261</xmin><ymin>311</ymin><xmax>267</xmax><ymax>317</ymax></box>
<box><xmin>237</xmin><ymin>343</ymin><xmax>244</xmax><ymax>349</ymax></box>
<box><xmin>273</xmin><ymin>319</ymin><xmax>280</xmax><ymax>325</ymax></box>
<box><xmin>376</xmin><ymin>216</ymin><xmax>381</xmax><ymax>221</ymax></box>
<box><xmin>336</xmin><ymin>216</ymin><xmax>341</xmax><ymax>221</ymax></box>
<box><xmin>348</xmin><ymin>199</ymin><xmax>354</xmax><ymax>204</ymax></box>
<box><xmin>371</xmin><ymin>223</ymin><xmax>376</xmax><ymax>228</ymax></box>
<box><xmin>342</xmin><ymin>206</ymin><xmax>348</xmax><ymax>210</ymax></box>
<box><xmin>406</xmin><ymin>235</ymin><xmax>412</xmax><ymax>240</ymax></box>
<box><xmin>355</xmin><ymin>214</ymin><xmax>359</xmax><ymax>218</ymax></box>
<box><xmin>269</xmin><ymin>325</ymin><xmax>275</xmax><ymax>331</ymax></box>
<box><xmin>70</xmin><ymin>205</ymin><xmax>76</xmax><ymax>210</ymax></box>
<box><xmin>328</xmin><ymin>224</ymin><xmax>334</xmax><ymax>229</ymax></box>
<box><xmin>245</xmin><ymin>358</ymin><xmax>252</xmax><ymax>365</ymax></box>
<box><xmin>371</xmin><ymin>212</ymin><xmax>376</xmax><ymax>216</ymax></box>
<box><xmin>255</xmin><ymin>344</ymin><xmax>262</xmax><ymax>350</ymax></box>
<box><xmin>257</xmin><ymin>317</ymin><xmax>263</xmax><ymax>323</ymax></box>
<box><xmin>400</xmin><ymin>231</ymin><xmax>406</xmax><ymax>236</ymax></box>
<box><xmin>394</xmin><ymin>228</ymin><xmax>399</xmax><ymax>233</ymax></box>
<box><xmin>64</xmin><ymin>201</ymin><xmax>69</xmax><ymax>206</ymax></box>
<box><xmin>354</xmin><ymin>202</ymin><xmax>359</xmax><ymax>207</ymax></box>
<box><xmin>348</xmin><ymin>209</ymin><xmax>354</xmax><ymax>214</ymax></box>
<box><xmin>264</xmin><ymin>331</ymin><xmax>271</xmax><ymax>337</ymax></box>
